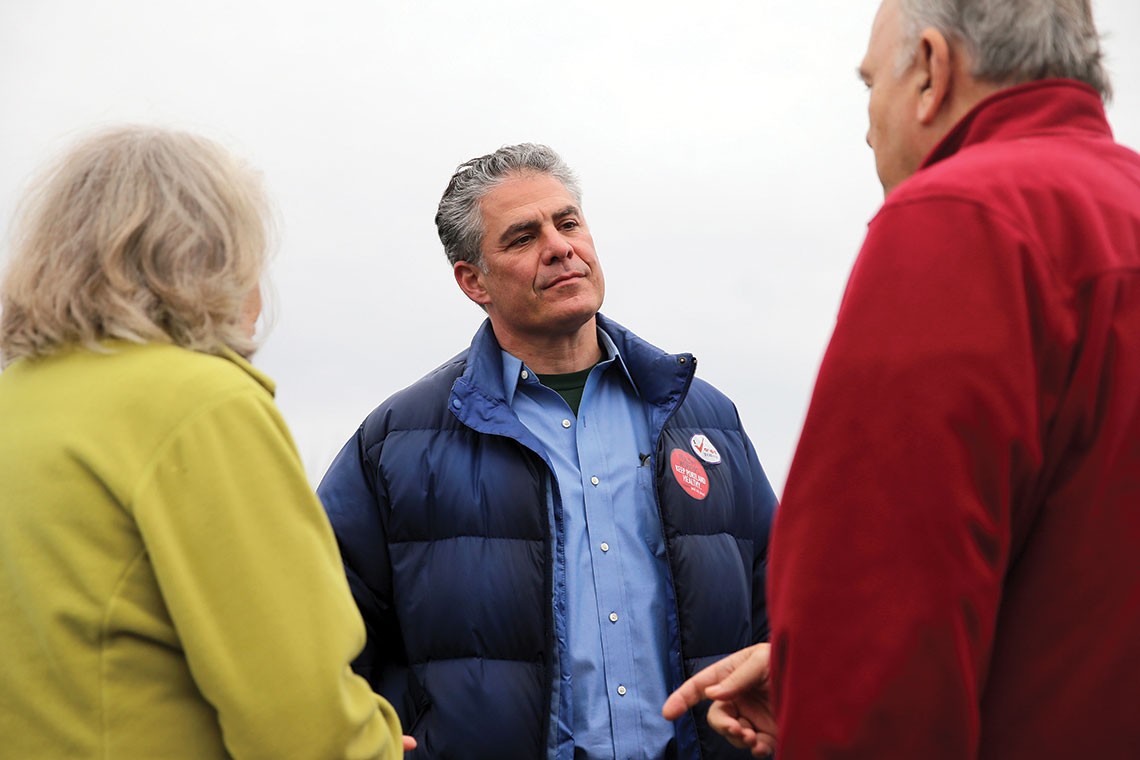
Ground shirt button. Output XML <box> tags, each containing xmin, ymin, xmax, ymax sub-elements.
<box><xmin>590</xmin><ymin>476</ymin><xmax>599</xmax><ymax>486</ymax></box>
<box><xmin>600</xmin><ymin>542</ymin><xmax>609</xmax><ymax>552</ymax></box>
<box><xmin>617</xmin><ymin>685</ymin><xmax>627</xmax><ymax>696</ymax></box>
<box><xmin>609</xmin><ymin>612</ymin><xmax>618</xmax><ymax>623</ymax></box>
<box><xmin>561</xmin><ymin>419</ymin><xmax>572</xmax><ymax>429</ymax></box>
<box><xmin>520</xmin><ymin>370</ymin><xmax>529</xmax><ymax>380</ymax></box>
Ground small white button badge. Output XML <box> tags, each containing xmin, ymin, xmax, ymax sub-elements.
<box><xmin>689</xmin><ymin>433</ymin><xmax>722</xmax><ymax>465</ymax></box>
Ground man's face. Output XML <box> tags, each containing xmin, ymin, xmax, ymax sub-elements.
<box><xmin>860</xmin><ymin>0</ymin><xmax>925</xmax><ymax>195</ymax></box>
<box><xmin>474</xmin><ymin>172</ymin><xmax>605</xmax><ymax>339</ymax></box>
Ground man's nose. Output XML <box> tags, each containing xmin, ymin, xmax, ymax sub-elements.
<box><xmin>540</xmin><ymin>228</ymin><xmax>574</xmax><ymax>264</ymax></box>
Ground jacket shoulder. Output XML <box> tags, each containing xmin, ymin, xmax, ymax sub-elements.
<box><xmin>358</xmin><ymin>350</ymin><xmax>469</xmax><ymax>444</ymax></box>
<box><xmin>889</xmin><ymin>128</ymin><xmax>1137</xmax><ymax>212</ymax></box>
<box><xmin>55</xmin><ymin>342</ymin><xmax>271</xmax><ymax>421</ymax></box>
<box><xmin>879</xmin><ymin>131</ymin><xmax>1140</xmax><ymax>287</ymax></box>
<box><xmin>673</xmin><ymin>375</ymin><xmax>743</xmax><ymax>431</ymax></box>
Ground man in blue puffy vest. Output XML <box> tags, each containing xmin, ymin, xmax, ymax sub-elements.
<box><xmin>318</xmin><ymin>143</ymin><xmax>776</xmax><ymax>760</ymax></box>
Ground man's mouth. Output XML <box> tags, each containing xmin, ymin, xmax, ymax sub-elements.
<box><xmin>545</xmin><ymin>272</ymin><xmax>585</xmax><ymax>289</ymax></box>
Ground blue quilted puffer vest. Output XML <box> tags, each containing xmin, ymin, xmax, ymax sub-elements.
<box><xmin>318</xmin><ymin>314</ymin><xmax>776</xmax><ymax>760</ymax></box>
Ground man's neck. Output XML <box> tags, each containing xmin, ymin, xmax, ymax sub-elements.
<box><xmin>492</xmin><ymin>316</ymin><xmax>603</xmax><ymax>374</ymax></box>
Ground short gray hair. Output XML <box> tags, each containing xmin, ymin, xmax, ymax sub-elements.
<box><xmin>1</xmin><ymin>126</ymin><xmax>269</xmax><ymax>367</ymax></box>
<box><xmin>898</xmin><ymin>0</ymin><xmax>1111</xmax><ymax>100</ymax></box>
<box><xmin>435</xmin><ymin>143</ymin><xmax>582</xmax><ymax>270</ymax></box>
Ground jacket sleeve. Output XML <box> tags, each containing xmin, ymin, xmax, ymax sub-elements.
<box><xmin>768</xmin><ymin>198</ymin><xmax>1051</xmax><ymax>757</ymax></box>
<box><xmin>317</xmin><ymin>423</ymin><xmax>397</xmax><ymax>690</ymax></box>
<box><xmin>741</xmin><ymin>426</ymin><xmax>776</xmax><ymax>644</ymax></box>
<box><xmin>132</xmin><ymin>388</ymin><xmax>403</xmax><ymax>760</ymax></box>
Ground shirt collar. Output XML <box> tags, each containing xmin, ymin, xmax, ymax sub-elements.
<box><xmin>499</xmin><ymin>325</ymin><xmax>638</xmax><ymax>406</ymax></box>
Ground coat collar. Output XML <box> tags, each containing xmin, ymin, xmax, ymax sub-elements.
<box><xmin>220</xmin><ymin>346</ymin><xmax>276</xmax><ymax>396</ymax></box>
<box><xmin>457</xmin><ymin>314</ymin><xmax>694</xmax><ymax>410</ymax></box>
<box><xmin>921</xmin><ymin>79</ymin><xmax>1112</xmax><ymax>172</ymax></box>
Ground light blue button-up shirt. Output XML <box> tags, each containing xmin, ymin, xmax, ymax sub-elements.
<box><xmin>502</xmin><ymin>329</ymin><xmax>674</xmax><ymax>760</ymax></box>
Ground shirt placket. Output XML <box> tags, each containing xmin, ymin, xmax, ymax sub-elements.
<box><xmin>576</xmin><ymin>390</ymin><xmax>642</xmax><ymax>760</ymax></box>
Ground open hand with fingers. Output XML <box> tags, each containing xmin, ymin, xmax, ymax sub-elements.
<box><xmin>662</xmin><ymin>643</ymin><xmax>777</xmax><ymax>757</ymax></box>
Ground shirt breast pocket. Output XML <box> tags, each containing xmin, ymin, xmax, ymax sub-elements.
<box><xmin>636</xmin><ymin>459</ymin><xmax>655</xmax><ymax>492</ymax></box>
<box><xmin>633</xmin><ymin>460</ymin><xmax>668</xmax><ymax>551</ymax></box>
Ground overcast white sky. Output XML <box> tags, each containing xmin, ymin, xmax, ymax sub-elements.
<box><xmin>3</xmin><ymin>1</ymin><xmax>1139</xmax><ymax>493</ymax></box>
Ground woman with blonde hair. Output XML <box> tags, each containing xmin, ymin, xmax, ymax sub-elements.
<box><xmin>0</xmin><ymin>127</ymin><xmax>404</xmax><ymax>759</ymax></box>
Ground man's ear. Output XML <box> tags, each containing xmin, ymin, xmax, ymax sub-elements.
<box><xmin>915</xmin><ymin>28</ymin><xmax>952</xmax><ymax>125</ymax></box>
<box><xmin>454</xmin><ymin>260</ymin><xmax>492</xmax><ymax>306</ymax></box>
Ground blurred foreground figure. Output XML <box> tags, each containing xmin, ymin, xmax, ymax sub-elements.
<box><xmin>319</xmin><ymin>144</ymin><xmax>776</xmax><ymax>759</ymax></box>
<box><xmin>0</xmin><ymin>127</ymin><xmax>403</xmax><ymax>759</ymax></box>
<box><xmin>666</xmin><ymin>0</ymin><xmax>1140</xmax><ymax>757</ymax></box>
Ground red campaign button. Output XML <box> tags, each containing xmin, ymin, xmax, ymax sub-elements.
<box><xmin>670</xmin><ymin>449</ymin><xmax>709</xmax><ymax>501</ymax></box>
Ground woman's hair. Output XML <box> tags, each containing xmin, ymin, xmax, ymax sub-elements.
<box><xmin>0</xmin><ymin>126</ymin><xmax>270</xmax><ymax>367</ymax></box>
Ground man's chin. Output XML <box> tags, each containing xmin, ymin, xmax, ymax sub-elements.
<box><xmin>538</xmin><ymin>301</ymin><xmax>602</xmax><ymax>335</ymax></box>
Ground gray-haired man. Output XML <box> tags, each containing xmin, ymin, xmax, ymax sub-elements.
<box><xmin>318</xmin><ymin>144</ymin><xmax>777</xmax><ymax>759</ymax></box>
<box><xmin>665</xmin><ymin>1</ymin><xmax>1140</xmax><ymax>757</ymax></box>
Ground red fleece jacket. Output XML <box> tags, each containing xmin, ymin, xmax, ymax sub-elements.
<box><xmin>770</xmin><ymin>80</ymin><xmax>1140</xmax><ymax>759</ymax></box>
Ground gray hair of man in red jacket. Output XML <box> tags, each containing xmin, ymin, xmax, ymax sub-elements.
<box><xmin>897</xmin><ymin>0</ymin><xmax>1111</xmax><ymax>99</ymax></box>
<box><xmin>858</xmin><ymin>0</ymin><xmax>1111</xmax><ymax>195</ymax></box>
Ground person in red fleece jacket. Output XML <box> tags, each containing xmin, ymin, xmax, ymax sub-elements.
<box><xmin>665</xmin><ymin>0</ymin><xmax>1140</xmax><ymax>757</ymax></box>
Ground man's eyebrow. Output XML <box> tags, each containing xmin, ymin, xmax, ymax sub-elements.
<box><xmin>553</xmin><ymin>205</ymin><xmax>581</xmax><ymax>220</ymax></box>
<box><xmin>856</xmin><ymin>66</ymin><xmax>871</xmax><ymax>84</ymax></box>
<box><xmin>498</xmin><ymin>219</ymin><xmax>540</xmax><ymax>245</ymax></box>
<box><xmin>497</xmin><ymin>206</ymin><xmax>582</xmax><ymax>245</ymax></box>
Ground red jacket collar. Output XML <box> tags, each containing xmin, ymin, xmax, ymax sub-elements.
<box><xmin>921</xmin><ymin>79</ymin><xmax>1112</xmax><ymax>170</ymax></box>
